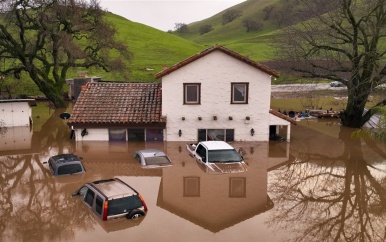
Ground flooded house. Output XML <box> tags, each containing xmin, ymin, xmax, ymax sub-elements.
<box><xmin>67</xmin><ymin>45</ymin><xmax>296</xmax><ymax>142</ymax></box>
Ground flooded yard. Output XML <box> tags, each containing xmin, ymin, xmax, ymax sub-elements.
<box><xmin>1</xmin><ymin>104</ymin><xmax>385</xmax><ymax>242</ymax></box>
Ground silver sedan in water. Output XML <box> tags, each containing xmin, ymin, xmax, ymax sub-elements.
<box><xmin>133</xmin><ymin>149</ymin><xmax>173</xmax><ymax>168</ymax></box>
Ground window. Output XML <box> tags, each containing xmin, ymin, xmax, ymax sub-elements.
<box><xmin>57</xmin><ymin>164</ymin><xmax>83</xmax><ymax>175</ymax></box>
<box><xmin>231</xmin><ymin>83</ymin><xmax>248</xmax><ymax>104</ymax></box>
<box><xmin>229</xmin><ymin>177</ymin><xmax>246</xmax><ymax>198</ymax></box>
<box><xmin>85</xmin><ymin>189</ymin><xmax>95</xmax><ymax>207</ymax></box>
<box><xmin>107</xmin><ymin>195</ymin><xmax>143</xmax><ymax>216</ymax></box>
<box><xmin>95</xmin><ymin>196</ymin><xmax>103</xmax><ymax>215</ymax></box>
<box><xmin>184</xmin><ymin>83</ymin><xmax>201</xmax><ymax>104</ymax></box>
<box><xmin>109</xmin><ymin>129</ymin><xmax>126</xmax><ymax>142</ymax></box>
<box><xmin>196</xmin><ymin>144</ymin><xmax>207</xmax><ymax>161</ymax></box>
<box><xmin>127</xmin><ymin>129</ymin><xmax>144</xmax><ymax>141</ymax></box>
<box><xmin>198</xmin><ymin>129</ymin><xmax>234</xmax><ymax>142</ymax></box>
<box><xmin>183</xmin><ymin>177</ymin><xmax>200</xmax><ymax>197</ymax></box>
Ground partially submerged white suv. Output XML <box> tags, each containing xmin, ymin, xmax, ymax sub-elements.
<box><xmin>186</xmin><ymin>141</ymin><xmax>248</xmax><ymax>173</ymax></box>
<box><xmin>72</xmin><ymin>178</ymin><xmax>148</xmax><ymax>220</ymax></box>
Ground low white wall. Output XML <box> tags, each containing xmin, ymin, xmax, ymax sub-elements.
<box><xmin>0</xmin><ymin>102</ymin><xmax>32</xmax><ymax>127</ymax></box>
<box><xmin>74</xmin><ymin>128</ymin><xmax>109</xmax><ymax>141</ymax></box>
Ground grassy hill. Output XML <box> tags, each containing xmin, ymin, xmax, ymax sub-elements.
<box><xmin>6</xmin><ymin>13</ymin><xmax>205</xmax><ymax>97</ymax></box>
<box><xmin>174</xmin><ymin>0</ymin><xmax>284</xmax><ymax>61</ymax></box>
<box><xmin>89</xmin><ymin>13</ymin><xmax>204</xmax><ymax>81</ymax></box>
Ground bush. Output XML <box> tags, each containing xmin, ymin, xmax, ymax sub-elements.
<box><xmin>199</xmin><ymin>24</ymin><xmax>213</xmax><ymax>35</ymax></box>
<box><xmin>242</xmin><ymin>19</ymin><xmax>263</xmax><ymax>32</ymax></box>
<box><xmin>222</xmin><ymin>9</ymin><xmax>242</xmax><ymax>25</ymax></box>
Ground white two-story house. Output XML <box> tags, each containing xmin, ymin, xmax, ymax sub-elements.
<box><xmin>156</xmin><ymin>45</ymin><xmax>294</xmax><ymax>142</ymax></box>
<box><xmin>67</xmin><ymin>45</ymin><xmax>294</xmax><ymax>142</ymax></box>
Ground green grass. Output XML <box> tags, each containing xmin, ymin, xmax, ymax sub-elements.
<box><xmin>270</xmin><ymin>96</ymin><xmax>348</xmax><ymax>113</ymax></box>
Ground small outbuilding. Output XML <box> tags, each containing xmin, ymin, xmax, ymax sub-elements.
<box><xmin>0</xmin><ymin>99</ymin><xmax>36</xmax><ymax>127</ymax></box>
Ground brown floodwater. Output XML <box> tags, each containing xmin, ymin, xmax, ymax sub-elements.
<box><xmin>1</xmin><ymin>103</ymin><xmax>385</xmax><ymax>242</ymax></box>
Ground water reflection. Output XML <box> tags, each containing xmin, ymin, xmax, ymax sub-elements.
<box><xmin>0</xmin><ymin>103</ymin><xmax>385</xmax><ymax>242</ymax></box>
<box><xmin>268</xmin><ymin>122</ymin><xmax>386</xmax><ymax>242</ymax></box>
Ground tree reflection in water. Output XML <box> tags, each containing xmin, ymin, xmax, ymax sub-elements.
<box><xmin>0</xmin><ymin>108</ymin><xmax>93</xmax><ymax>242</ymax></box>
<box><xmin>268</xmin><ymin>127</ymin><xmax>386</xmax><ymax>242</ymax></box>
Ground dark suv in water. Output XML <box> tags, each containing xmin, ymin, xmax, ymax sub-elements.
<box><xmin>72</xmin><ymin>178</ymin><xmax>148</xmax><ymax>220</ymax></box>
<box><xmin>46</xmin><ymin>154</ymin><xmax>86</xmax><ymax>176</ymax></box>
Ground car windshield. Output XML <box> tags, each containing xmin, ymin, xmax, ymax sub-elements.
<box><xmin>208</xmin><ymin>149</ymin><xmax>243</xmax><ymax>163</ymax></box>
<box><xmin>144</xmin><ymin>156</ymin><xmax>171</xmax><ymax>165</ymax></box>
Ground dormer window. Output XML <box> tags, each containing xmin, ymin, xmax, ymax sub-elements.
<box><xmin>231</xmin><ymin>83</ymin><xmax>248</xmax><ymax>104</ymax></box>
<box><xmin>184</xmin><ymin>83</ymin><xmax>201</xmax><ymax>105</ymax></box>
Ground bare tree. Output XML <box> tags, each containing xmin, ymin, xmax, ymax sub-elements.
<box><xmin>274</xmin><ymin>0</ymin><xmax>386</xmax><ymax>128</ymax></box>
<box><xmin>268</xmin><ymin>129</ymin><xmax>386</xmax><ymax>242</ymax></box>
<box><xmin>0</xmin><ymin>0</ymin><xmax>131</xmax><ymax>108</ymax></box>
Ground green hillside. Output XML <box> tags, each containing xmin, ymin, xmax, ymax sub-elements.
<box><xmin>174</xmin><ymin>0</ymin><xmax>283</xmax><ymax>61</ymax></box>
<box><xmin>94</xmin><ymin>13</ymin><xmax>204</xmax><ymax>81</ymax></box>
<box><xmin>5</xmin><ymin>12</ymin><xmax>204</xmax><ymax>97</ymax></box>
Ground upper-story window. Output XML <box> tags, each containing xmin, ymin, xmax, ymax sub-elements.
<box><xmin>231</xmin><ymin>83</ymin><xmax>249</xmax><ymax>104</ymax></box>
<box><xmin>184</xmin><ymin>83</ymin><xmax>201</xmax><ymax>105</ymax></box>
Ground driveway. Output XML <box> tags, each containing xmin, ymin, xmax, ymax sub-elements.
<box><xmin>271</xmin><ymin>83</ymin><xmax>345</xmax><ymax>93</ymax></box>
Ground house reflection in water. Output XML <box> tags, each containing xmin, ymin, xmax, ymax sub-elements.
<box><xmin>74</xmin><ymin>140</ymin><xmax>293</xmax><ymax>233</ymax></box>
<box><xmin>0</xmin><ymin>126</ymin><xmax>33</xmax><ymax>152</ymax></box>
<box><xmin>157</xmin><ymin>141</ymin><xmax>293</xmax><ymax>232</ymax></box>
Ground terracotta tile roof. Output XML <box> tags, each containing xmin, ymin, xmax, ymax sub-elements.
<box><xmin>155</xmin><ymin>45</ymin><xmax>279</xmax><ymax>79</ymax></box>
<box><xmin>269</xmin><ymin>109</ymin><xmax>297</xmax><ymax>125</ymax></box>
<box><xmin>67</xmin><ymin>82</ymin><xmax>165</xmax><ymax>127</ymax></box>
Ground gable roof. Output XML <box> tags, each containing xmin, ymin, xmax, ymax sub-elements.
<box><xmin>155</xmin><ymin>45</ymin><xmax>279</xmax><ymax>79</ymax></box>
<box><xmin>67</xmin><ymin>82</ymin><xmax>165</xmax><ymax>128</ymax></box>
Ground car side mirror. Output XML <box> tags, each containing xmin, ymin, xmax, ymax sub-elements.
<box><xmin>72</xmin><ymin>191</ymin><xmax>79</xmax><ymax>196</ymax></box>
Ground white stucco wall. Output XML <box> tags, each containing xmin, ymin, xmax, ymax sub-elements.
<box><xmin>162</xmin><ymin>51</ymin><xmax>272</xmax><ymax>142</ymax></box>
<box><xmin>73</xmin><ymin>128</ymin><xmax>109</xmax><ymax>141</ymax></box>
<box><xmin>0</xmin><ymin>102</ymin><xmax>32</xmax><ymax>127</ymax></box>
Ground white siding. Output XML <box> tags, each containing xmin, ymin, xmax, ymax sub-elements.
<box><xmin>162</xmin><ymin>51</ymin><xmax>272</xmax><ymax>141</ymax></box>
<box><xmin>73</xmin><ymin>128</ymin><xmax>109</xmax><ymax>141</ymax></box>
<box><xmin>0</xmin><ymin>102</ymin><xmax>32</xmax><ymax>127</ymax></box>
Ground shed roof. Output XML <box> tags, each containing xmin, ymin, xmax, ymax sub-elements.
<box><xmin>269</xmin><ymin>109</ymin><xmax>297</xmax><ymax>125</ymax></box>
<box><xmin>67</xmin><ymin>82</ymin><xmax>165</xmax><ymax>128</ymax></box>
<box><xmin>155</xmin><ymin>45</ymin><xmax>279</xmax><ymax>79</ymax></box>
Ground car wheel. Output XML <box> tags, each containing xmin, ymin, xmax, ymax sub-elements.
<box><xmin>126</xmin><ymin>209</ymin><xmax>145</xmax><ymax>220</ymax></box>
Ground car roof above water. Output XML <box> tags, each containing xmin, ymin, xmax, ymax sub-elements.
<box><xmin>137</xmin><ymin>149</ymin><xmax>167</xmax><ymax>157</ymax></box>
<box><xmin>50</xmin><ymin>154</ymin><xmax>80</xmax><ymax>163</ymax></box>
<box><xmin>91</xmin><ymin>179</ymin><xmax>137</xmax><ymax>199</ymax></box>
<box><xmin>200</xmin><ymin>141</ymin><xmax>235</xmax><ymax>150</ymax></box>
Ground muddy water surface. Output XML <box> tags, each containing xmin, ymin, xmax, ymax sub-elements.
<box><xmin>0</xmin><ymin>103</ymin><xmax>385</xmax><ymax>242</ymax></box>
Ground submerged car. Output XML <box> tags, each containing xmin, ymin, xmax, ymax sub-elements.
<box><xmin>186</xmin><ymin>141</ymin><xmax>248</xmax><ymax>173</ymax></box>
<box><xmin>72</xmin><ymin>178</ymin><xmax>148</xmax><ymax>220</ymax></box>
<box><xmin>133</xmin><ymin>149</ymin><xmax>173</xmax><ymax>168</ymax></box>
<box><xmin>45</xmin><ymin>154</ymin><xmax>86</xmax><ymax>176</ymax></box>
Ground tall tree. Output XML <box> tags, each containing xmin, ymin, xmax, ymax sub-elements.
<box><xmin>274</xmin><ymin>0</ymin><xmax>386</xmax><ymax>128</ymax></box>
<box><xmin>0</xmin><ymin>0</ymin><xmax>131</xmax><ymax>108</ymax></box>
